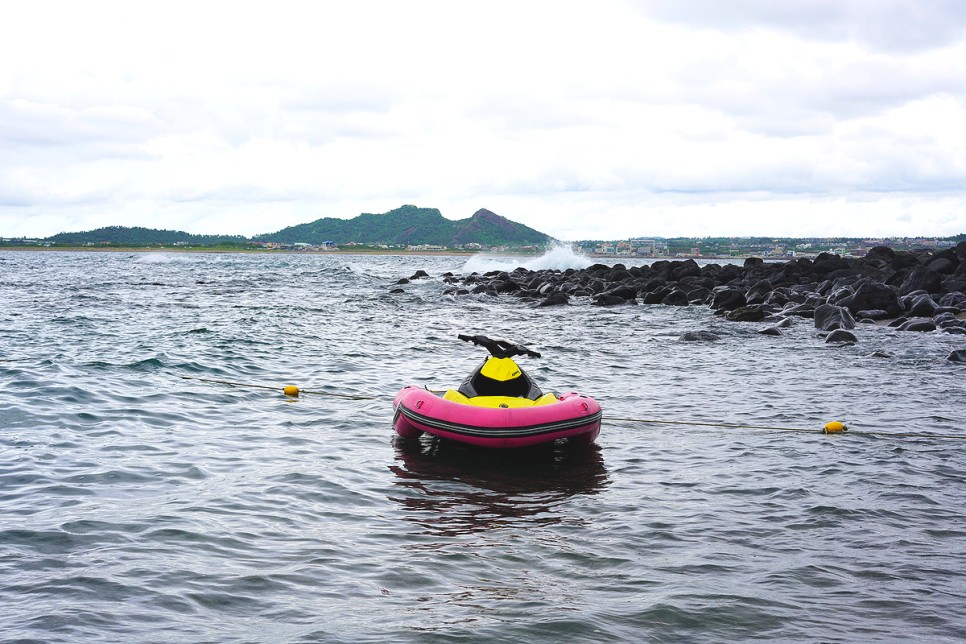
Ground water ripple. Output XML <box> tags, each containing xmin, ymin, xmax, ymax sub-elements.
<box><xmin>1</xmin><ymin>250</ymin><xmax>965</xmax><ymax>642</ymax></box>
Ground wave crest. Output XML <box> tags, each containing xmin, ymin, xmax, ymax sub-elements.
<box><xmin>461</xmin><ymin>244</ymin><xmax>592</xmax><ymax>273</ymax></box>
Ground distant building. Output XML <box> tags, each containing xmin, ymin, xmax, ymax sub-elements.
<box><xmin>406</xmin><ymin>244</ymin><xmax>446</xmax><ymax>251</ymax></box>
<box><xmin>628</xmin><ymin>239</ymin><xmax>667</xmax><ymax>256</ymax></box>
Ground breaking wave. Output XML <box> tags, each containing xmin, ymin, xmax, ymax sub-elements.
<box><xmin>461</xmin><ymin>244</ymin><xmax>593</xmax><ymax>274</ymax></box>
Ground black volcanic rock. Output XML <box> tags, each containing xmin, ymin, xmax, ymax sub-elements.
<box><xmin>906</xmin><ymin>294</ymin><xmax>939</xmax><ymax>317</ymax></box>
<box><xmin>679</xmin><ymin>331</ymin><xmax>721</xmax><ymax>342</ymax></box>
<box><xmin>725</xmin><ymin>305</ymin><xmax>768</xmax><ymax>322</ymax></box>
<box><xmin>711</xmin><ymin>288</ymin><xmax>747</xmax><ymax>311</ymax></box>
<box><xmin>662</xmin><ymin>289</ymin><xmax>690</xmax><ymax>306</ymax></box>
<box><xmin>899</xmin><ymin>266</ymin><xmax>943</xmax><ymax>296</ymax></box>
<box><xmin>841</xmin><ymin>280</ymin><xmax>902</xmax><ymax>317</ymax></box>
<box><xmin>814</xmin><ymin>304</ymin><xmax>856</xmax><ymax>331</ymax></box>
<box><xmin>825</xmin><ymin>329</ymin><xmax>858</xmax><ymax>344</ymax></box>
<box><xmin>898</xmin><ymin>319</ymin><xmax>937</xmax><ymax>332</ymax></box>
<box><xmin>403</xmin><ymin>245</ymin><xmax>965</xmax><ymax>363</ymax></box>
<box><xmin>607</xmin><ymin>285</ymin><xmax>639</xmax><ymax>300</ymax></box>
<box><xmin>538</xmin><ymin>292</ymin><xmax>570</xmax><ymax>307</ymax></box>
<box><xmin>865</xmin><ymin>246</ymin><xmax>896</xmax><ymax>262</ymax></box>
<box><xmin>593</xmin><ymin>294</ymin><xmax>631</xmax><ymax>306</ymax></box>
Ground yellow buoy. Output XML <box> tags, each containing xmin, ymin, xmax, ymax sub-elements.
<box><xmin>283</xmin><ymin>385</ymin><xmax>300</xmax><ymax>397</ymax></box>
<box><xmin>823</xmin><ymin>421</ymin><xmax>847</xmax><ymax>434</ymax></box>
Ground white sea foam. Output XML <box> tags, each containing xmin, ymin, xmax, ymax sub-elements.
<box><xmin>345</xmin><ymin>262</ymin><xmax>366</xmax><ymax>276</ymax></box>
<box><xmin>136</xmin><ymin>252</ymin><xmax>180</xmax><ymax>264</ymax></box>
<box><xmin>461</xmin><ymin>244</ymin><xmax>593</xmax><ymax>274</ymax></box>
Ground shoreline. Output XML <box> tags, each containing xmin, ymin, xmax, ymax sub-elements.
<box><xmin>0</xmin><ymin>246</ymin><xmax>487</xmax><ymax>257</ymax></box>
<box><xmin>0</xmin><ymin>246</ymin><xmax>793</xmax><ymax>261</ymax></box>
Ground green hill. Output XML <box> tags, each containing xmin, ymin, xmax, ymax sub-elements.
<box><xmin>45</xmin><ymin>226</ymin><xmax>250</xmax><ymax>246</ymax></box>
<box><xmin>36</xmin><ymin>206</ymin><xmax>553</xmax><ymax>248</ymax></box>
<box><xmin>255</xmin><ymin>205</ymin><xmax>553</xmax><ymax>247</ymax></box>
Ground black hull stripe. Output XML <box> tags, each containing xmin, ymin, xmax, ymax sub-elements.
<box><xmin>395</xmin><ymin>404</ymin><xmax>602</xmax><ymax>438</ymax></box>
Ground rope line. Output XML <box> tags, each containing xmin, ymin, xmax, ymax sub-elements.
<box><xmin>608</xmin><ymin>416</ymin><xmax>815</xmax><ymax>433</ymax></box>
<box><xmin>607</xmin><ymin>416</ymin><xmax>966</xmax><ymax>440</ymax></box>
<box><xmin>178</xmin><ymin>376</ymin><xmax>964</xmax><ymax>440</ymax></box>
<box><xmin>179</xmin><ymin>375</ymin><xmax>377</xmax><ymax>400</ymax></box>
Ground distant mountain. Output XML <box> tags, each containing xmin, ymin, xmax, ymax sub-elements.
<box><xmin>45</xmin><ymin>226</ymin><xmax>249</xmax><ymax>246</ymax></box>
<box><xmin>255</xmin><ymin>205</ymin><xmax>553</xmax><ymax>246</ymax></box>
<box><xmin>38</xmin><ymin>206</ymin><xmax>553</xmax><ymax>248</ymax></box>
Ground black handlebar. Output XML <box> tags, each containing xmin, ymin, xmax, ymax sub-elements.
<box><xmin>458</xmin><ymin>334</ymin><xmax>541</xmax><ymax>359</ymax></box>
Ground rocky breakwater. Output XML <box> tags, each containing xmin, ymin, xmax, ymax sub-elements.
<box><xmin>396</xmin><ymin>244</ymin><xmax>966</xmax><ymax>361</ymax></box>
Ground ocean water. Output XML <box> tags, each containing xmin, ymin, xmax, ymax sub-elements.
<box><xmin>1</xmin><ymin>249</ymin><xmax>965</xmax><ymax>642</ymax></box>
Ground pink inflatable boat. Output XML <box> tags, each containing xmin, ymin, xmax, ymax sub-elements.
<box><xmin>393</xmin><ymin>335</ymin><xmax>602</xmax><ymax>448</ymax></box>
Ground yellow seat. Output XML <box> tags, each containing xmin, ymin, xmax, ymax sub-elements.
<box><xmin>442</xmin><ymin>389</ymin><xmax>558</xmax><ymax>408</ymax></box>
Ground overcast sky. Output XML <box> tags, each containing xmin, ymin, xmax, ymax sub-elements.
<box><xmin>2</xmin><ymin>0</ymin><xmax>965</xmax><ymax>241</ymax></box>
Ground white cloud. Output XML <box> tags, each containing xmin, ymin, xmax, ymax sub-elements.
<box><xmin>1</xmin><ymin>0</ymin><xmax>965</xmax><ymax>240</ymax></box>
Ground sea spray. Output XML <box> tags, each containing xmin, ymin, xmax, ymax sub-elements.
<box><xmin>461</xmin><ymin>244</ymin><xmax>593</xmax><ymax>274</ymax></box>
<box><xmin>136</xmin><ymin>252</ymin><xmax>184</xmax><ymax>264</ymax></box>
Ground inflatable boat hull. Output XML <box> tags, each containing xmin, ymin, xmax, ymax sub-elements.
<box><xmin>392</xmin><ymin>386</ymin><xmax>602</xmax><ymax>448</ymax></box>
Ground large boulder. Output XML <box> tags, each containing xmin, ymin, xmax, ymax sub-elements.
<box><xmin>826</xmin><ymin>285</ymin><xmax>856</xmax><ymax>306</ymax></box>
<box><xmin>710</xmin><ymin>288</ymin><xmax>747</xmax><ymax>311</ymax></box>
<box><xmin>764</xmin><ymin>288</ymin><xmax>791</xmax><ymax>307</ymax></box>
<box><xmin>592</xmin><ymin>294</ymin><xmax>630</xmax><ymax>306</ymax></box>
<box><xmin>942</xmin><ymin>275</ymin><xmax>966</xmax><ymax>295</ymax></box>
<box><xmin>782</xmin><ymin>303</ymin><xmax>816</xmax><ymax>318</ymax></box>
<box><xmin>679</xmin><ymin>330</ymin><xmax>721</xmax><ymax>342</ymax></box>
<box><xmin>743</xmin><ymin>257</ymin><xmax>765</xmax><ymax>270</ymax></box>
<box><xmin>864</xmin><ymin>246</ymin><xmax>896</xmax><ymax>263</ymax></box>
<box><xmin>938</xmin><ymin>292</ymin><xmax>966</xmax><ymax>309</ymax></box>
<box><xmin>927</xmin><ymin>256</ymin><xmax>958</xmax><ymax>274</ymax></box>
<box><xmin>856</xmin><ymin>309</ymin><xmax>890</xmax><ymax>320</ymax></box>
<box><xmin>811</xmin><ymin>252</ymin><xmax>851</xmax><ymax>277</ymax></box>
<box><xmin>745</xmin><ymin>279</ymin><xmax>774</xmax><ymax>306</ymax></box>
<box><xmin>825</xmin><ymin>329</ymin><xmax>858</xmax><ymax>344</ymax></box>
<box><xmin>687</xmin><ymin>286</ymin><xmax>714</xmax><ymax>304</ymax></box>
<box><xmin>661</xmin><ymin>289</ymin><xmax>690</xmax><ymax>306</ymax></box>
<box><xmin>608</xmin><ymin>268</ymin><xmax>632</xmax><ymax>282</ymax></box>
<box><xmin>606</xmin><ymin>285</ymin><xmax>639</xmax><ymax>300</ymax></box>
<box><xmin>898</xmin><ymin>319</ymin><xmax>937</xmax><ymax>332</ymax></box>
<box><xmin>538</xmin><ymin>292</ymin><xmax>570</xmax><ymax>307</ymax></box>
<box><xmin>671</xmin><ymin>259</ymin><xmax>702</xmax><ymax>280</ymax></box>
<box><xmin>906</xmin><ymin>294</ymin><xmax>939</xmax><ymax>317</ymax></box>
<box><xmin>725</xmin><ymin>305</ymin><xmax>768</xmax><ymax>322</ymax></box>
<box><xmin>841</xmin><ymin>281</ymin><xmax>902</xmax><ymax>317</ymax></box>
<box><xmin>898</xmin><ymin>266</ymin><xmax>942</xmax><ymax>296</ymax></box>
<box><xmin>814</xmin><ymin>304</ymin><xmax>856</xmax><ymax>331</ymax></box>
<box><xmin>641</xmin><ymin>288</ymin><xmax>671</xmax><ymax>304</ymax></box>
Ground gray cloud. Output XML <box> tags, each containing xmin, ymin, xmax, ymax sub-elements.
<box><xmin>632</xmin><ymin>0</ymin><xmax>966</xmax><ymax>52</ymax></box>
<box><xmin>0</xmin><ymin>99</ymin><xmax>159</xmax><ymax>153</ymax></box>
